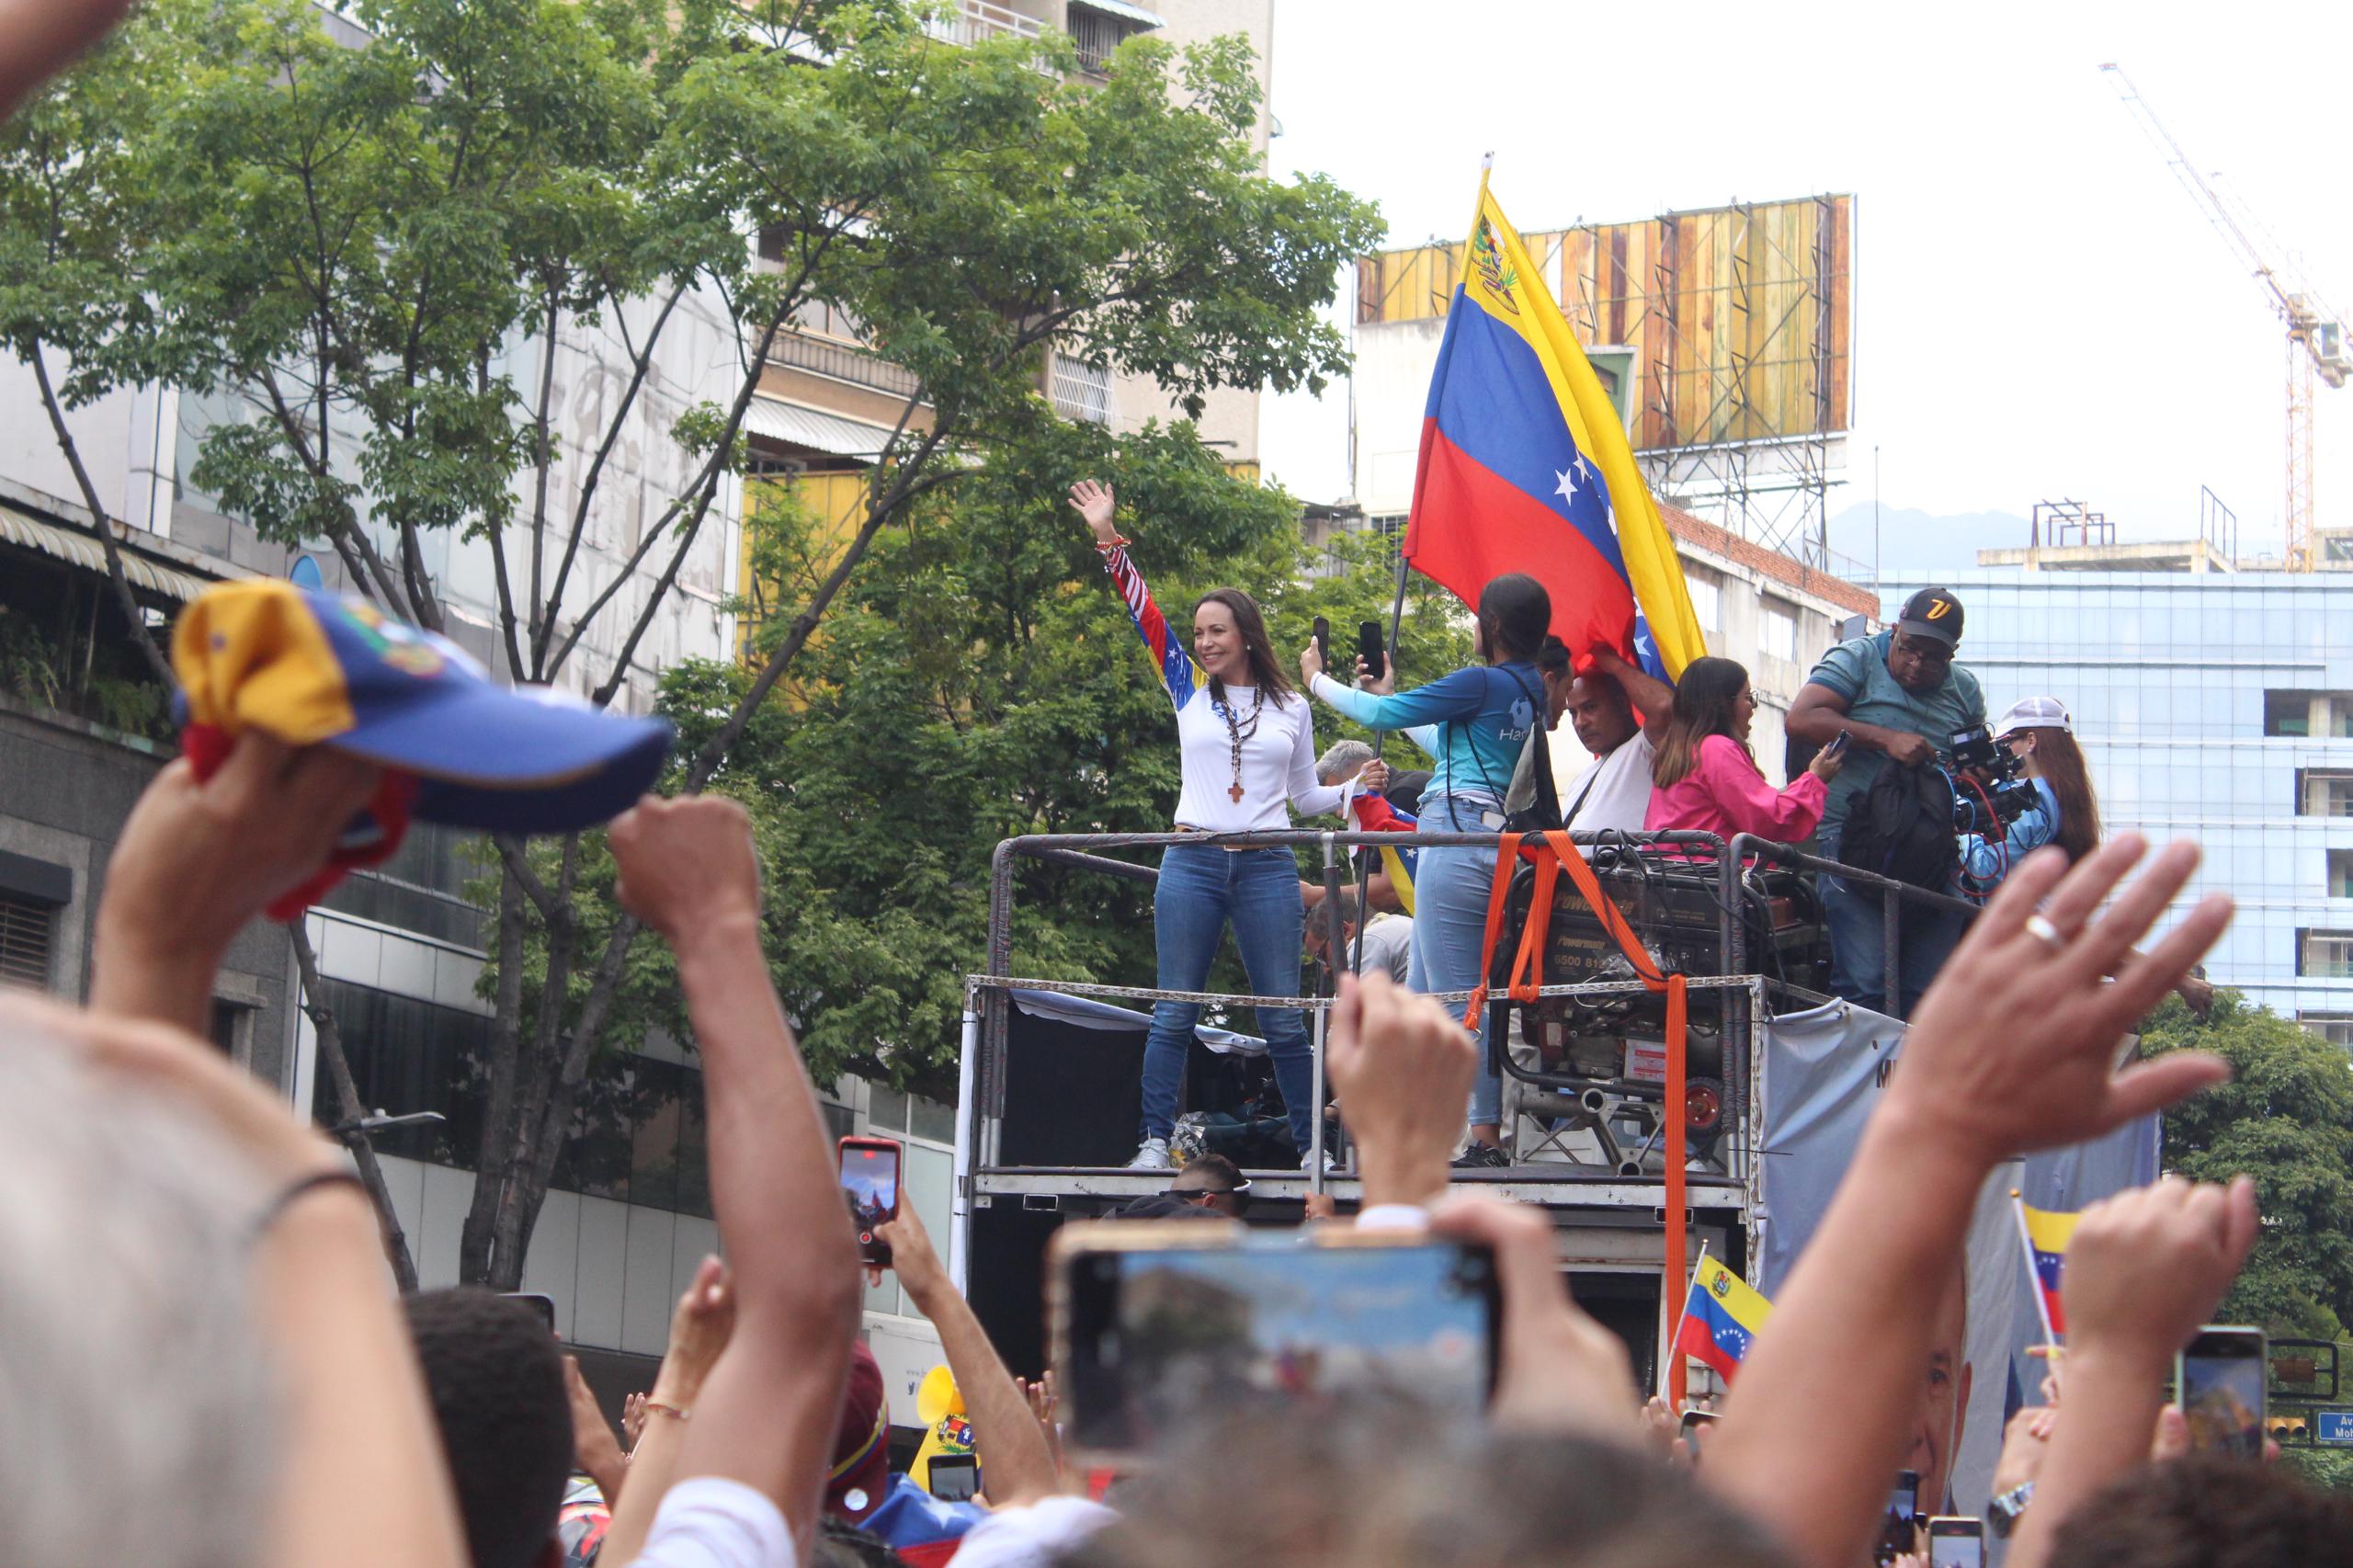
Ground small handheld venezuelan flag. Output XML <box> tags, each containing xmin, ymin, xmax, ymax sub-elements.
<box><xmin>1673</xmin><ymin>1255</ymin><xmax>1773</xmax><ymax>1385</ymax></box>
<box><xmin>1347</xmin><ymin>788</ymin><xmax>1419</xmax><ymax>916</ymax></box>
<box><xmin>2016</xmin><ymin>1199</ymin><xmax>2080</xmax><ymax>1338</ymax></box>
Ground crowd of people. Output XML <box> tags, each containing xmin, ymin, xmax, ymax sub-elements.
<box><xmin>17</xmin><ymin>709</ymin><xmax>2346</xmax><ymax>1568</ymax></box>
<box><xmin>0</xmin><ymin>13</ymin><xmax>2328</xmax><ymax>1565</ymax></box>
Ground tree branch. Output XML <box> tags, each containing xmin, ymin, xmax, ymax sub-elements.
<box><xmin>27</xmin><ymin>343</ymin><xmax>175</xmax><ymax>687</ymax></box>
<box><xmin>537</xmin><ymin>278</ymin><xmax>688</xmax><ymax>676</ymax></box>
<box><xmin>290</xmin><ymin>922</ymin><xmax>421</xmax><ymax>1293</ymax></box>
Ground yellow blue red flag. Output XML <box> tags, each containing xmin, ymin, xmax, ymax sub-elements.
<box><xmin>1404</xmin><ymin>173</ymin><xmax>1707</xmax><ymax>680</ymax></box>
<box><xmin>2020</xmin><ymin>1203</ymin><xmax>2079</xmax><ymax>1335</ymax></box>
<box><xmin>1673</xmin><ymin>1255</ymin><xmax>1772</xmax><ymax>1383</ymax></box>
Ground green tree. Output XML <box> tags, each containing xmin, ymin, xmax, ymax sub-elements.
<box><xmin>646</xmin><ymin>415</ymin><xmax>1449</xmax><ymax>1090</ymax></box>
<box><xmin>6</xmin><ymin>0</ymin><xmax>1379</xmax><ymax>1286</ymax></box>
<box><xmin>2143</xmin><ymin>993</ymin><xmax>2353</xmax><ymax>1340</ymax></box>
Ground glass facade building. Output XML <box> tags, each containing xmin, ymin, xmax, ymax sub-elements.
<box><xmin>1880</xmin><ymin>571</ymin><xmax>2353</xmax><ymax>1043</ymax></box>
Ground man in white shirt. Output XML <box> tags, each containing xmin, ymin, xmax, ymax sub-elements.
<box><xmin>1557</xmin><ymin>645</ymin><xmax>1674</xmax><ymax>834</ymax></box>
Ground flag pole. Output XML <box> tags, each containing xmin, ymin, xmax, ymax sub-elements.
<box><xmin>2009</xmin><ymin>1188</ymin><xmax>2060</xmax><ymax>1353</ymax></box>
<box><xmin>1348</xmin><ymin>547</ymin><xmax>1412</xmax><ymax>973</ymax></box>
<box><xmin>1658</xmin><ymin>1238</ymin><xmax>1711</xmax><ymax>1404</ymax></box>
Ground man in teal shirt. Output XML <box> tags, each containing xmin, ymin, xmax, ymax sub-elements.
<box><xmin>1786</xmin><ymin>587</ymin><xmax>1986</xmax><ymax>1018</ymax></box>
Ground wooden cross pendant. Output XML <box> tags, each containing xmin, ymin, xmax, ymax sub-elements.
<box><xmin>1228</xmin><ymin>783</ymin><xmax>1245</xmax><ymax>802</ymax></box>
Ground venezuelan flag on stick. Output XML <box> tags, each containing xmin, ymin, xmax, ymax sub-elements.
<box><xmin>2015</xmin><ymin>1198</ymin><xmax>2079</xmax><ymax>1338</ymax></box>
<box><xmin>1404</xmin><ymin>171</ymin><xmax>1706</xmax><ymax>680</ymax></box>
<box><xmin>1673</xmin><ymin>1255</ymin><xmax>1772</xmax><ymax>1384</ymax></box>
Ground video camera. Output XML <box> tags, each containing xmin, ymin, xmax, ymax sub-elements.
<box><xmin>1946</xmin><ymin>724</ymin><xmax>2039</xmax><ymax>836</ymax></box>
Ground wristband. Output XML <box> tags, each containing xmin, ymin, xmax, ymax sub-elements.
<box><xmin>250</xmin><ymin>1168</ymin><xmax>369</xmax><ymax>1238</ymax></box>
<box><xmin>1092</xmin><ymin>534</ymin><xmax>1131</xmax><ymax>552</ymax></box>
<box><xmin>642</xmin><ymin>1401</ymin><xmax>691</xmax><ymax>1424</ymax></box>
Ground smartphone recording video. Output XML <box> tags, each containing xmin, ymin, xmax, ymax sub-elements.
<box><xmin>1871</xmin><ymin>1470</ymin><xmax>1918</xmax><ymax>1566</ymax></box>
<box><xmin>1356</xmin><ymin>620</ymin><xmax>1387</xmax><ymax>683</ymax></box>
<box><xmin>1926</xmin><ymin>1517</ymin><xmax>1983</xmax><ymax>1568</ymax></box>
<box><xmin>838</xmin><ymin>1137</ymin><xmax>902</xmax><ymax>1268</ymax></box>
<box><xmin>1051</xmin><ymin>1223</ymin><xmax>1498</xmax><ymax>1459</ymax></box>
<box><xmin>2178</xmin><ymin>1326</ymin><xmax>2267</xmax><ymax>1458</ymax></box>
<box><xmin>926</xmin><ymin>1453</ymin><xmax>978</xmax><ymax>1503</ymax></box>
<box><xmin>501</xmin><ymin>1291</ymin><xmax>556</xmax><ymax>1335</ymax></box>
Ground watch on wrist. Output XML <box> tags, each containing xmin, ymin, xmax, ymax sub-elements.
<box><xmin>1985</xmin><ymin>1480</ymin><xmax>2034</xmax><ymax>1539</ymax></box>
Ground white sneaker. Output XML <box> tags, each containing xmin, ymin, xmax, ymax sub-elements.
<box><xmin>1301</xmin><ymin>1150</ymin><xmax>1336</xmax><ymax>1174</ymax></box>
<box><xmin>1126</xmin><ymin>1137</ymin><xmax>1171</xmax><ymax>1171</ymax></box>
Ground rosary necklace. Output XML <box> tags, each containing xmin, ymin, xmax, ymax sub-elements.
<box><xmin>1214</xmin><ymin>683</ymin><xmax>1265</xmax><ymax>803</ymax></box>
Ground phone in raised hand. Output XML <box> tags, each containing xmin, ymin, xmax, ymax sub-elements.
<box><xmin>838</xmin><ymin>1136</ymin><xmax>902</xmax><ymax>1268</ymax></box>
<box><xmin>1926</xmin><ymin>1517</ymin><xmax>1983</xmax><ymax>1568</ymax></box>
<box><xmin>1049</xmin><ymin>1221</ymin><xmax>1498</xmax><ymax>1461</ymax></box>
<box><xmin>1356</xmin><ymin>620</ymin><xmax>1387</xmax><ymax>683</ymax></box>
<box><xmin>2177</xmin><ymin>1325</ymin><xmax>2267</xmax><ymax>1458</ymax></box>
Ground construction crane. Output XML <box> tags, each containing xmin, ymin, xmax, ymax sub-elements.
<box><xmin>2102</xmin><ymin>62</ymin><xmax>2350</xmax><ymax>570</ymax></box>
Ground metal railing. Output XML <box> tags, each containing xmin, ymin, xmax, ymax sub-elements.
<box><xmin>1726</xmin><ymin>834</ymin><xmax>1980</xmax><ymax>1013</ymax></box>
<box><xmin>923</xmin><ymin>0</ymin><xmax>1044</xmax><ymax>47</ymax></box>
<box><xmin>765</xmin><ymin>329</ymin><xmax>922</xmax><ymax>400</ymax></box>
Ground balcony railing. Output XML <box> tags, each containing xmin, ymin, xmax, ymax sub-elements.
<box><xmin>924</xmin><ymin>0</ymin><xmax>1043</xmax><ymax>47</ymax></box>
<box><xmin>766</xmin><ymin>329</ymin><xmax>922</xmax><ymax>401</ymax></box>
<box><xmin>1049</xmin><ymin>354</ymin><xmax>1113</xmax><ymax>425</ymax></box>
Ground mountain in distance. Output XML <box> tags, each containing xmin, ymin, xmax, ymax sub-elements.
<box><xmin>1822</xmin><ymin>502</ymin><xmax>2034</xmax><ymax>585</ymax></box>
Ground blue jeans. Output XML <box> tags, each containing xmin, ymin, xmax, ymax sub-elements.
<box><xmin>1821</xmin><ymin>872</ymin><xmax>1971</xmax><ymax>1020</ymax></box>
<box><xmin>1405</xmin><ymin>795</ymin><xmax>1504</xmax><ymax>1128</ymax></box>
<box><xmin>1142</xmin><ymin>844</ymin><xmax>1315</xmax><ymax>1158</ymax></box>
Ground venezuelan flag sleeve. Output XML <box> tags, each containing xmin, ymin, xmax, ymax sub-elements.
<box><xmin>1404</xmin><ymin>176</ymin><xmax>1706</xmax><ymax>681</ymax></box>
<box><xmin>1673</xmin><ymin>1256</ymin><xmax>1773</xmax><ymax>1384</ymax></box>
<box><xmin>2022</xmin><ymin>1205</ymin><xmax>2079</xmax><ymax>1335</ymax></box>
<box><xmin>1095</xmin><ymin>542</ymin><xmax>1199</xmax><ymax>709</ymax></box>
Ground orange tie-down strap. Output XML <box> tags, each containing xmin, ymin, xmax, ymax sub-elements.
<box><xmin>1470</xmin><ymin>830</ymin><xmax>1691</xmax><ymax>1404</ymax></box>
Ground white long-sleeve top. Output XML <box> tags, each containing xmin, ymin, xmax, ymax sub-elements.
<box><xmin>1096</xmin><ymin>541</ymin><xmax>1344</xmax><ymax>832</ymax></box>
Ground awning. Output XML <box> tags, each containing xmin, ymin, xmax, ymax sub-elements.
<box><xmin>0</xmin><ymin>504</ymin><xmax>220</xmax><ymax>603</ymax></box>
<box><xmin>741</xmin><ymin>397</ymin><xmax>894</xmax><ymax>461</ymax></box>
<box><xmin>1070</xmin><ymin>0</ymin><xmax>1166</xmax><ymax>25</ymax></box>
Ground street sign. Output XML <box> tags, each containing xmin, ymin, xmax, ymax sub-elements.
<box><xmin>2317</xmin><ymin>1410</ymin><xmax>2353</xmax><ymax>1446</ymax></box>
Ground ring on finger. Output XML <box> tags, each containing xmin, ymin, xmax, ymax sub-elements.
<box><xmin>2023</xmin><ymin>913</ymin><xmax>2068</xmax><ymax>954</ymax></box>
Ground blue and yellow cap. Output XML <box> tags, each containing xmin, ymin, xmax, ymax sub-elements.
<box><xmin>174</xmin><ymin>580</ymin><xmax>674</xmax><ymax>834</ymax></box>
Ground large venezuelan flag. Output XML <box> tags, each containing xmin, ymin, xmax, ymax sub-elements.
<box><xmin>1673</xmin><ymin>1256</ymin><xmax>1772</xmax><ymax>1384</ymax></box>
<box><xmin>1404</xmin><ymin>174</ymin><xmax>1706</xmax><ymax>680</ymax></box>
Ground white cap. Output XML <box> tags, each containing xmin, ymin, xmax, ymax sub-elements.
<box><xmin>1993</xmin><ymin>696</ymin><xmax>2071</xmax><ymax>735</ymax></box>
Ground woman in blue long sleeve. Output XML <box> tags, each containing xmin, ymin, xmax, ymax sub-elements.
<box><xmin>1299</xmin><ymin>574</ymin><xmax>1554</xmax><ymax>1166</ymax></box>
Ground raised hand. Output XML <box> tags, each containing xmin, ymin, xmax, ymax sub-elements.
<box><xmin>1428</xmin><ymin>1193</ymin><xmax>1641</xmax><ymax>1444</ymax></box>
<box><xmin>94</xmin><ymin>733</ymin><xmax>381</xmax><ymax>1032</ymax></box>
<box><xmin>608</xmin><ymin>795</ymin><xmax>761</xmax><ymax>947</ymax></box>
<box><xmin>654</xmin><ymin>1256</ymin><xmax>736</xmax><ymax>1406</ymax></box>
<box><xmin>1068</xmin><ymin>480</ymin><xmax>1118</xmax><ymax>543</ymax></box>
<box><xmin>1889</xmin><ymin>835</ymin><xmax>2234</xmax><ymax>1167</ymax></box>
<box><xmin>874</xmin><ymin>1203</ymin><xmax>948</xmax><ymax>1304</ymax></box>
<box><xmin>1324</xmin><ymin>971</ymin><xmax>1478</xmax><ymax>1210</ymax></box>
<box><xmin>2061</xmin><ymin>1176</ymin><xmax>2258</xmax><ymax>1373</ymax></box>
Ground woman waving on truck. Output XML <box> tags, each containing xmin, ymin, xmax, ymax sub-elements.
<box><xmin>1074</xmin><ymin>480</ymin><xmax>1360</xmax><ymax>1173</ymax></box>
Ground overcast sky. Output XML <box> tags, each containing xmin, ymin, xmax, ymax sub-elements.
<box><xmin>1256</xmin><ymin>0</ymin><xmax>2352</xmax><ymax>560</ymax></box>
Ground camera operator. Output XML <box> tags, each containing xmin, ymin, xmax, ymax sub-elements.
<box><xmin>1958</xmin><ymin>698</ymin><xmax>2215</xmax><ymax>1017</ymax></box>
<box><xmin>1955</xmin><ymin>698</ymin><xmax>2097</xmax><ymax>898</ymax></box>
<box><xmin>1785</xmin><ymin>587</ymin><xmax>1987</xmax><ymax>1019</ymax></box>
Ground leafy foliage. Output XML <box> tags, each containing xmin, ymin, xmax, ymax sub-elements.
<box><xmin>2143</xmin><ymin>993</ymin><xmax>2353</xmax><ymax>1340</ymax></box>
<box><xmin>649</xmin><ymin>421</ymin><xmax>1435</xmax><ymax>1090</ymax></box>
<box><xmin>6</xmin><ymin>0</ymin><xmax>1380</xmax><ymax>1284</ymax></box>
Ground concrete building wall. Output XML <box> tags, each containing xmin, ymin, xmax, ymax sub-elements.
<box><xmin>0</xmin><ymin>699</ymin><xmax>295</xmax><ymax>1084</ymax></box>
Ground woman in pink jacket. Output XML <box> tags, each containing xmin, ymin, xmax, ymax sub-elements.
<box><xmin>1644</xmin><ymin>657</ymin><xmax>1844</xmax><ymax>844</ymax></box>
